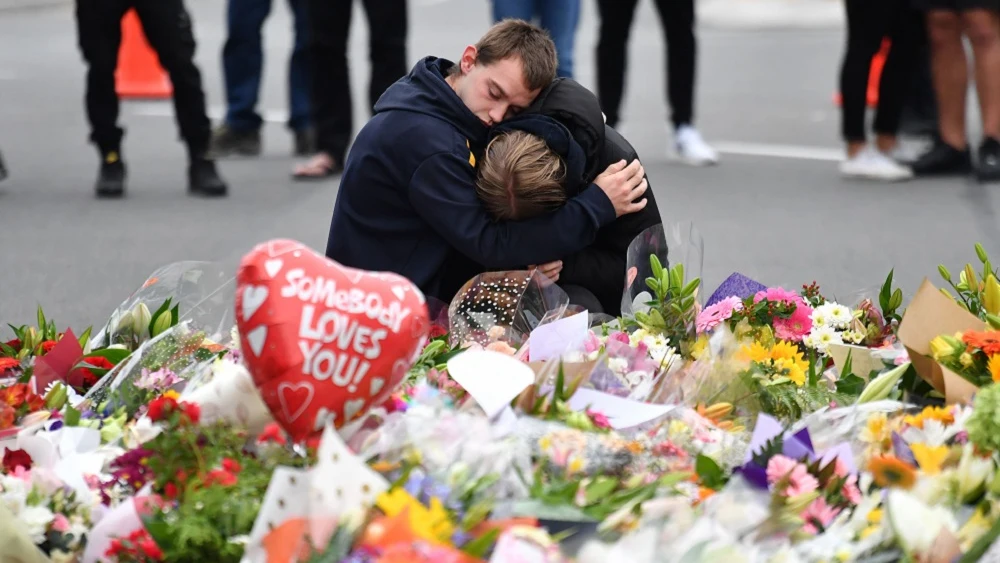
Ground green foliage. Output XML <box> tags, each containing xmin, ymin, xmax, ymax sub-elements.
<box><xmin>633</xmin><ymin>255</ymin><xmax>701</xmax><ymax>357</ymax></box>
<box><xmin>406</xmin><ymin>336</ymin><xmax>465</xmax><ymax>385</ymax></box>
<box><xmin>878</xmin><ymin>269</ymin><xmax>905</xmax><ymax>325</ymax></box>
<box><xmin>695</xmin><ymin>454</ymin><xmax>726</xmax><ymax>489</ymax></box>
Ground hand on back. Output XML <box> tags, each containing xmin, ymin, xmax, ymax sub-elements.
<box><xmin>594</xmin><ymin>159</ymin><xmax>648</xmax><ymax>217</ymax></box>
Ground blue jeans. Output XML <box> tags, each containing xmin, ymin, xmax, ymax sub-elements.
<box><xmin>492</xmin><ymin>0</ymin><xmax>580</xmax><ymax>79</ymax></box>
<box><xmin>222</xmin><ymin>0</ymin><xmax>310</xmax><ymax>132</ymax></box>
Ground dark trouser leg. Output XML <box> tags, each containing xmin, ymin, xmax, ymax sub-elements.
<box><xmin>559</xmin><ymin>284</ymin><xmax>605</xmax><ymax>314</ymax></box>
<box><xmin>595</xmin><ymin>0</ymin><xmax>639</xmax><ymax>128</ymax></box>
<box><xmin>133</xmin><ymin>0</ymin><xmax>212</xmax><ymax>158</ymax></box>
<box><xmin>653</xmin><ymin>0</ymin><xmax>696</xmax><ymax>128</ymax></box>
<box><xmin>899</xmin><ymin>11</ymin><xmax>938</xmax><ymax>136</ymax></box>
<box><xmin>838</xmin><ymin>0</ymin><xmax>889</xmax><ymax>142</ymax></box>
<box><xmin>361</xmin><ymin>0</ymin><xmax>408</xmax><ymax>112</ymax></box>
<box><xmin>287</xmin><ymin>0</ymin><xmax>312</xmax><ymax>132</ymax></box>
<box><xmin>307</xmin><ymin>0</ymin><xmax>353</xmax><ymax>163</ymax></box>
<box><xmin>221</xmin><ymin>0</ymin><xmax>272</xmax><ymax>132</ymax></box>
<box><xmin>873</xmin><ymin>2</ymin><xmax>919</xmax><ymax>137</ymax></box>
<box><xmin>75</xmin><ymin>0</ymin><xmax>131</xmax><ymax>154</ymax></box>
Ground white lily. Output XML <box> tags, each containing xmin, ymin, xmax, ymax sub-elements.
<box><xmin>886</xmin><ymin>490</ymin><xmax>959</xmax><ymax>556</ymax></box>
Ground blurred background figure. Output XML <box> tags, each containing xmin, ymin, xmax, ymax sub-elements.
<box><xmin>209</xmin><ymin>0</ymin><xmax>314</xmax><ymax>158</ymax></box>
<box><xmin>595</xmin><ymin>0</ymin><xmax>718</xmax><ymax>166</ymax></box>
<box><xmin>910</xmin><ymin>0</ymin><xmax>1000</xmax><ymax>182</ymax></box>
<box><xmin>899</xmin><ymin>24</ymin><xmax>940</xmax><ymax>139</ymax></box>
<box><xmin>837</xmin><ymin>0</ymin><xmax>918</xmax><ymax>181</ymax></box>
<box><xmin>0</xmin><ymin>149</ymin><xmax>6</xmax><ymax>182</ymax></box>
<box><xmin>491</xmin><ymin>0</ymin><xmax>580</xmax><ymax>78</ymax></box>
<box><xmin>292</xmin><ymin>0</ymin><xmax>408</xmax><ymax>180</ymax></box>
<box><xmin>74</xmin><ymin>0</ymin><xmax>227</xmax><ymax>198</ymax></box>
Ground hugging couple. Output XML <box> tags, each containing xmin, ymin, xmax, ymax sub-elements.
<box><xmin>325</xmin><ymin>19</ymin><xmax>662</xmax><ymax>317</ymax></box>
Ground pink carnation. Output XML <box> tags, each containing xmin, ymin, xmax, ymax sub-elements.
<box><xmin>766</xmin><ymin>455</ymin><xmax>819</xmax><ymax>496</ymax></box>
<box><xmin>51</xmin><ymin>513</ymin><xmax>70</xmax><ymax>533</ymax></box>
<box><xmin>696</xmin><ymin>296</ymin><xmax>744</xmax><ymax>333</ymax></box>
<box><xmin>801</xmin><ymin>497</ymin><xmax>841</xmax><ymax>535</ymax></box>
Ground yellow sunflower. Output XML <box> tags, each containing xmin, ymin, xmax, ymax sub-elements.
<box><xmin>868</xmin><ymin>455</ymin><xmax>917</xmax><ymax>489</ymax></box>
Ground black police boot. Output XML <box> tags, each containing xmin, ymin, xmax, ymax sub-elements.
<box><xmin>95</xmin><ymin>150</ymin><xmax>126</xmax><ymax>198</ymax></box>
<box><xmin>188</xmin><ymin>157</ymin><xmax>228</xmax><ymax>197</ymax></box>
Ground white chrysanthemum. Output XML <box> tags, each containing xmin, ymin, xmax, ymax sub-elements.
<box><xmin>806</xmin><ymin>325</ymin><xmax>843</xmax><ymax>353</ymax></box>
<box><xmin>20</xmin><ymin>505</ymin><xmax>54</xmax><ymax>544</ymax></box>
<box><xmin>828</xmin><ymin>303</ymin><xmax>854</xmax><ymax>329</ymax></box>
<box><xmin>811</xmin><ymin>305</ymin><xmax>831</xmax><ymax>328</ymax></box>
<box><xmin>841</xmin><ymin>330</ymin><xmax>866</xmax><ymax>345</ymax></box>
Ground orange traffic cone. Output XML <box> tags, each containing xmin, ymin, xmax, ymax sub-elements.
<box><xmin>833</xmin><ymin>38</ymin><xmax>891</xmax><ymax>109</ymax></box>
<box><xmin>115</xmin><ymin>9</ymin><xmax>173</xmax><ymax>99</ymax></box>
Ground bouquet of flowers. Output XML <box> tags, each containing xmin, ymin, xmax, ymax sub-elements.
<box><xmin>929</xmin><ymin>329</ymin><xmax>1000</xmax><ymax>387</ymax></box>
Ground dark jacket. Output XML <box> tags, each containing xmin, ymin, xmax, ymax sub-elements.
<box><xmin>492</xmin><ymin>78</ymin><xmax>663</xmax><ymax>316</ymax></box>
<box><xmin>324</xmin><ymin>57</ymin><xmax>617</xmax><ymax>303</ymax></box>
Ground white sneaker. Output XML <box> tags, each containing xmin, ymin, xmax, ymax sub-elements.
<box><xmin>840</xmin><ymin>147</ymin><xmax>914</xmax><ymax>181</ymax></box>
<box><xmin>673</xmin><ymin>126</ymin><xmax>719</xmax><ymax>166</ymax></box>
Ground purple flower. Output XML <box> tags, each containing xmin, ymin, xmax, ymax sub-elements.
<box><xmin>48</xmin><ymin>420</ymin><xmax>64</xmax><ymax>431</ymax></box>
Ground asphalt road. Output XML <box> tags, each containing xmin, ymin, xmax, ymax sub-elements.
<box><xmin>1</xmin><ymin>0</ymin><xmax>997</xmax><ymax>333</ymax></box>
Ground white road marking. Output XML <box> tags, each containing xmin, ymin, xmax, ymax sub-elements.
<box><xmin>128</xmin><ymin>102</ymin><xmax>289</xmax><ymax>123</ymax></box>
<box><xmin>713</xmin><ymin>141</ymin><xmax>843</xmax><ymax>162</ymax></box>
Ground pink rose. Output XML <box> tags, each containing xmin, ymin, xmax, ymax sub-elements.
<box><xmin>51</xmin><ymin>513</ymin><xmax>70</xmax><ymax>533</ymax></box>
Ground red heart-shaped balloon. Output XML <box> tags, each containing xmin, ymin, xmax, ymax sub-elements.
<box><xmin>235</xmin><ymin>240</ymin><xmax>430</xmax><ymax>442</ymax></box>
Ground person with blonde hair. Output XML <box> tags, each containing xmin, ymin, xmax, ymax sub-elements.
<box><xmin>476</xmin><ymin>77</ymin><xmax>662</xmax><ymax>315</ymax></box>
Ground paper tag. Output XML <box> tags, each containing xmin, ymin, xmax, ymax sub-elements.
<box><xmin>448</xmin><ymin>350</ymin><xmax>535</xmax><ymax>418</ymax></box>
<box><xmin>526</xmin><ymin>312</ymin><xmax>589</xmax><ymax>362</ymax></box>
<box><xmin>566</xmin><ymin>387</ymin><xmax>674</xmax><ymax>429</ymax></box>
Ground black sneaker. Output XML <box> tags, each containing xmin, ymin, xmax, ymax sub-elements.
<box><xmin>293</xmin><ymin>128</ymin><xmax>316</xmax><ymax>156</ymax></box>
<box><xmin>95</xmin><ymin>151</ymin><xmax>126</xmax><ymax>198</ymax></box>
<box><xmin>910</xmin><ymin>137</ymin><xmax>973</xmax><ymax>177</ymax></box>
<box><xmin>208</xmin><ymin>124</ymin><xmax>261</xmax><ymax>158</ymax></box>
<box><xmin>976</xmin><ymin>137</ymin><xmax>1000</xmax><ymax>183</ymax></box>
<box><xmin>188</xmin><ymin>158</ymin><xmax>228</xmax><ymax>197</ymax></box>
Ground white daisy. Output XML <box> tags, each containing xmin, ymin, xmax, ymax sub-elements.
<box><xmin>828</xmin><ymin>303</ymin><xmax>854</xmax><ymax>329</ymax></box>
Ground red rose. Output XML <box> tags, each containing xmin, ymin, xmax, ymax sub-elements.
<box><xmin>3</xmin><ymin>339</ymin><xmax>20</xmax><ymax>351</ymax></box>
<box><xmin>2</xmin><ymin>448</ymin><xmax>33</xmax><ymax>472</ymax></box>
<box><xmin>428</xmin><ymin>324</ymin><xmax>448</xmax><ymax>339</ymax></box>
<box><xmin>163</xmin><ymin>482</ymin><xmax>179</xmax><ymax>499</ymax></box>
<box><xmin>146</xmin><ymin>396</ymin><xmax>178</xmax><ymax>422</ymax></box>
<box><xmin>222</xmin><ymin>458</ymin><xmax>241</xmax><ymax>473</ymax></box>
<box><xmin>139</xmin><ymin>537</ymin><xmax>164</xmax><ymax>560</ymax></box>
<box><xmin>179</xmin><ymin>402</ymin><xmax>200</xmax><ymax>424</ymax></box>
<box><xmin>105</xmin><ymin>539</ymin><xmax>124</xmax><ymax>557</ymax></box>
<box><xmin>39</xmin><ymin>341</ymin><xmax>57</xmax><ymax>354</ymax></box>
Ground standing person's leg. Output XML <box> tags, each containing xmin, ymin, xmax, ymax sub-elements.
<box><xmin>959</xmin><ymin>4</ymin><xmax>1000</xmax><ymax>181</ymax></box>
<box><xmin>74</xmin><ymin>0</ymin><xmax>131</xmax><ymax>197</ymax></box>
<box><xmin>361</xmin><ymin>0</ymin><xmax>408</xmax><ymax>112</ymax></box>
<box><xmin>288</xmin><ymin>0</ymin><xmax>314</xmax><ymax>155</ymax></box>
<box><xmin>134</xmin><ymin>0</ymin><xmax>228</xmax><ymax>196</ymax></box>
<box><xmin>212</xmin><ymin>0</ymin><xmax>270</xmax><ymax>158</ymax></box>
<box><xmin>595</xmin><ymin>0</ymin><xmax>639</xmax><ymax>128</ymax></box>
<box><xmin>899</xmin><ymin>10</ymin><xmax>939</xmax><ymax>137</ymax></box>
<box><xmin>839</xmin><ymin>0</ymin><xmax>917</xmax><ymax>180</ymax></box>
<box><xmin>539</xmin><ymin>0</ymin><xmax>580</xmax><ymax>79</ymax></box>
<box><xmin>492</xmin><ymin>0</ymin><xmax>536</xmax><ymax>23</ymax></box>
<box><xmin>911</xmin><ymin>1</ymin><xmax>973</xmax><ymax>175</ymax></box>
<box><xmin>873</xmin><ymin>1</ymin><xmax>921</xmax><ymax>151</ymax></box>
<box><xmin>294</xmin><ymin>0</ymin><xmax>353</xmax><ymax>180</ymax></box>
<box><xmin>653</xmin><ymin>0</ymin><xmax>718</xmax><ymax>166</ymax></box>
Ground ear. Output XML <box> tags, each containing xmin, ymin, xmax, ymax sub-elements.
<box><xmin>459</xmin><ymin>45</ymin><xmax>479</xmax><ymax>74</ymax></box>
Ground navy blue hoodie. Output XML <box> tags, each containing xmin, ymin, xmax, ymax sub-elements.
<box><xmin>325</xmin><ymin>57</ymin><xmax>617</xmax><ymax>302</ymax></box>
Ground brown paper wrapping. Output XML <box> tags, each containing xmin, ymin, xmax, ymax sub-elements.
<box><xmin>897</xmin><ymin>278</ymin><xmax>987</xmax><ymax>404</ymax></box>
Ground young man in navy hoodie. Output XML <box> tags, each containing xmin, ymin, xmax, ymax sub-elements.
<box><xmin>325</xmin><ymin>20</ymin><xmax>649</xmax><ymax>303</ymax></box>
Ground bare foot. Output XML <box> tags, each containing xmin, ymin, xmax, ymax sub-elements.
<box><xmin>292</xmin><ymin>152</ymin><xmax>341</xmax><ymax>181</ymax></box>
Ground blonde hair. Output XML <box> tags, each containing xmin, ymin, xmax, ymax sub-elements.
<box><xmin>477</xmin><ymin>130</ymin><xmax>567</xmax><ymax>221</ymax></box>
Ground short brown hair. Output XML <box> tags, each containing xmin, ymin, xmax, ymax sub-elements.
<box><xmin>475</xmin><ymin>19</ymin><xmax>558</xmax><ymax>91</ymax></box>
<box><xmin>477</xmin><ymin>130</ymin><xmax>567</xmax><ymax>221</ymax></box>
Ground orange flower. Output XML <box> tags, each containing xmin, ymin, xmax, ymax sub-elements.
<box><xmin>903</xmin><ymin>406</ymin><xmax>954</xmax><ymax>429</ymax></box>
<box><xmin>0</xmin><ymin>404</ymin><xmax>14</xmax><ymax>430</ymax></box>
<box><xmin>962</xmin><ymin>330</ymin><xmax>1000</xmax><ymax>355</ymax></box>
<box><xmin>0</xmin><ymin>384</ymin><xmax>27</xmax><ymax>408</ymax></box>
<box><xmin>868</xmin><ymin>455</ymin><xmax>917</xmax><ymax>489</ymax></box>
<box><xmin>990</xmin><ymin>355</ymin><xmax>1000</xmax><ymax>383</ymax></box>
<box><xmin>0</xmin><ymin>357</ymin><xmax>19</xmax><ymax>373</ymax></box>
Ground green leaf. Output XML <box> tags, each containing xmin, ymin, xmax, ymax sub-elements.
<box><xmin>836</xmin><ymin>373</ymin><xmax>866</xmax><ymax>396</ymax></box>
<box><xmin>583</xmin><ymin>476</ymin><xmax>619</xmax><ymax>505</ymax></box>
<box><xmin>695</xmin><ymin>454</ymin><xmax>725</xmax><ymax>489</ymax></box>
<box><xmin>77</xmin><ymin>327</ymin><xmax>93</xmax><ymax>350</ymax></box>
<box><xmin>0</xmin><ymin>343</ymin><xmax>16</xmax><ymax>357</ymax></box>
<box><xmin>462</xmin><ymin>528</ymin><xmax>500</xmax><ymax>559</ymax></box>
<box><xmin>681</xmin><ymin>277</ymin><xmax>701</xmax><ymax>296</ymax></box>
<box><xmin>650</xmin><ymin>255</ymin><xmax>663</xmax><ymax>278</ymax></box>
<box><xmin>171</xmin><ymin>304</ymin><xmax>180</xmax><ymax>326</ymax></box>
<box><xmin>554</xmin><ymin>363</ymin><xmax>565</xmax><ymax>401</ymax></box>
<box><xmin>37</xmin><ymin>305</ymin><xmax>46</xmax><ymax>335</ymax></box>
<box><xmin>64</xmin><ymin>405</ymin><xmax>81</xmax><ymax>427</ymax></box>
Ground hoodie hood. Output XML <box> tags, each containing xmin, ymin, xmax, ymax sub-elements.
<box><xmin>488</xmin><ymin>115</ymin><xmax>589</xmax><ymax>196</ymax></box>
<box><xmin>374</xmin><ymin>56</ymin><xmax>488</xmax><ymax>148</ymax></box>
<box><xmin>524</xmin><ymin>78</ymin><xmax>606</xmax><ymax>183</ymax></box>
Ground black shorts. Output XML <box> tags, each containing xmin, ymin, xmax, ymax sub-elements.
<box><xmin>913</xmin><ymin>0</ymin><xmax>1000</xmax><ymax>12</ymax></box>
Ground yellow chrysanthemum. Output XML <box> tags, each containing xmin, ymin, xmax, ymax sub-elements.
<box><xmin>989</xmin><ymin>354</ymin><xmax>1000</xmax><ymax>383</ymax></box>
<box><xmin>910</xmin><ymin>443</ymin><xmax>949</xmax><ymax>475</ymax></box>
